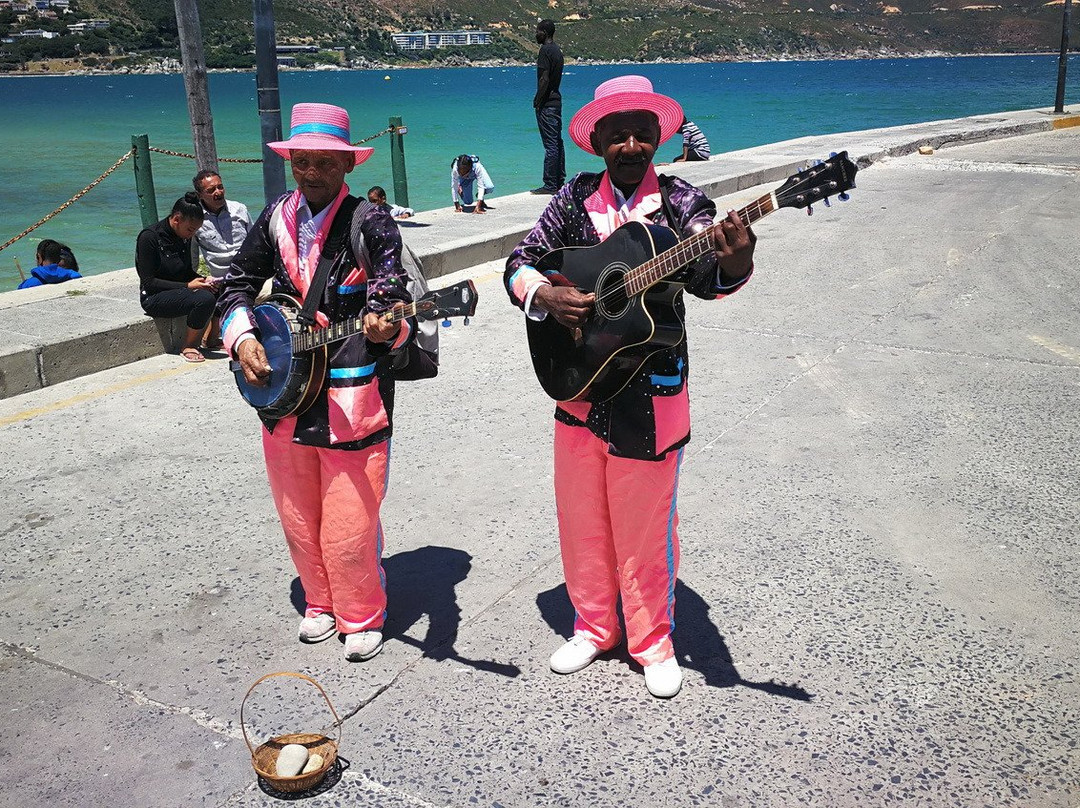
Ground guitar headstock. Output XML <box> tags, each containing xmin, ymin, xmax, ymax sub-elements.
<box><xmin>414</xmin><ymin>279</ymin><xmax>479</xmax><ymax>323</ymax></box>
<box><xmin>774</xmin><ymin>151</ymin><xmax>858</xmax><ymax>212</ymax></box>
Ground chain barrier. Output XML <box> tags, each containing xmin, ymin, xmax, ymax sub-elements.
<box><xmin>1</xmin><ymin>125</ymin><xmax>401</xmax><ymax>255</ymax></box>
<box><xmin>353</xmin><ymin>125</ymin><xmax>396</xmax><ymax>145</ymax></box>
<box><xmin>147</xmin><ymin>126</ymin><xmax>398</xmax><ymax>163</ymax></box>
<box><xmin>148</xmin><ymin>146</ymin><xmax>262</xmax><ymax>163</ymax></box>
<box><xmin>0</xmin><ymin>148</ymin><xmax>135</xmax><ymax>255</ymax></box>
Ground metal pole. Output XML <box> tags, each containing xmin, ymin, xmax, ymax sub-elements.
<box><xmin>173</xmin><ymin>0</ymin><xmax>219</xmax><ymax>173</ymax></box>
<box><xmin>1054</xmin><ymin>0</ymin><xmax>1072</xmax><ymax>114</ymax></box>
<box><xmin>254</xmin><ymin>0</ymin><xmax>286</xmax><ymax>204</ymax></box>
<box><xmin>131</xmin><ymin>134</ymin><xmax>159</xmax><ymax>229</ymax></box>
<box><xmin>389</xmin><ymin>116</ymin><xmax>410</xmax><ymax>209</ymax></box>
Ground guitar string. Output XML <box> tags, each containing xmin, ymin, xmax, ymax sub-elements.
<box><xmin>621</xmin><ymin>196</ymin><xmax>771</xmax><ymax>299</ymax></box>
<box><xmin>605</xmin><ymin>162</ymin><xmax>849</xmax><ymax>304</ymax></box>
<box><xmin>590</xmin><ymin>195</ymin><xmax>773</xmax><ymax>310</ymax></box>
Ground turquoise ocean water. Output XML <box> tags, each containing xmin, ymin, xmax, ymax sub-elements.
<box><xmin>0</xmin><ymin>55</ymin><xmax>1077</xmax><ymax>289</ymax></box>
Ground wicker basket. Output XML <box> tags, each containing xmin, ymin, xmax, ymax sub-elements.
<box><xmin>240</xmin><ymin>672</ymin><xmax>342</xmax><ymax>794</ymax></box>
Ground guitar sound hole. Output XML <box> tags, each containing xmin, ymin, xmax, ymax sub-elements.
<box><xmin>595</xmin><ymin>264</ymin><xmax>631</xmax><ymax>320</ymax></box>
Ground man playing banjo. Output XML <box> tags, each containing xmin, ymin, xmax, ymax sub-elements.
<box><xmin>504</xmin><ymin>76</ymin><xmax>756</xmax><ymax>697</ymax></box>
<box><xmin>220</xmin><ymin>103</ymin><xmax>416</xmax><ymax>663</ymax></box>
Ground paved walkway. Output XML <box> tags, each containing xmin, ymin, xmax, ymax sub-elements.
<box><xmin>0</xmin><ymin>120</ymin><xmax>1078</xmax><ymax>807</ymax></box>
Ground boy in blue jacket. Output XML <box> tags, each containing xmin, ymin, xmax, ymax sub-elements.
<box><xmin>18</xmin><ymin>239</ymin><xmax>82</xmax><ymax>289</ymax></box>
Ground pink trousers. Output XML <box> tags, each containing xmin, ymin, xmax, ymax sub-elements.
<box><xmin>553</xmin><ymin>420</ymin><xmax>682</xmax><ymax>666</ymax></box>
<box><xmin>262</xmin><ymin>420</ymin><xmax>389</xmax><ymax>634</ymax></box>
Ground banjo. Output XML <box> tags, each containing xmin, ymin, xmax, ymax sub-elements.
<box><xmin>232</xmin><ymin>280</ymin><xmax>478</xmax><ymax>419</ymax></box>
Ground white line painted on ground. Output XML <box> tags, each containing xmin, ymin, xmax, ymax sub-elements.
<box><xmin>1029</xmin><ymin>335</ymin><xmax>1080</xmax><ymax>364</ymax></box>
<box><xmin>0</xmin><ymin>363</ymin><xmax>199</xmax><ymax>427</ymax></box>
<box><xmin>795</xmin><ymin>353</ymin><xmax>872</xmax><ymax>424</ymax></box>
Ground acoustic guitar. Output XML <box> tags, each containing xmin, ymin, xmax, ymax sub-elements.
<box><xmin>232</xmin><ymin>280</ymin><xmax>478</xmax><ymax>419</ymax></box>
<box><xmin>525</xmin><ymin>152</ymin><xmax>858</xmax><ymax>403</ymax></box>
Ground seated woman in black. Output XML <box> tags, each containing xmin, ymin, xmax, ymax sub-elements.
<box><xmin>136</xmin><ymin>192</ymin><xmax>219</xmax><ymax>362</ymax></box>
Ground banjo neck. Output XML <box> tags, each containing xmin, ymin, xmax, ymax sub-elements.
<box><xmin>290</xmin><ymin>299</ymin><xmax>429</xmax><ymax>354</ymax></box>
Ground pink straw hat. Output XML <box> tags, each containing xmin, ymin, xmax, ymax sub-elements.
<box><xmin>568</xmin><ymin>75</ymin><xmax>684</xmax><ymax>155</ymax></box>
<box><xmin>267</xmin><ymin>103</ymin><xmax>374</xmax><ymax>166</ymax></box>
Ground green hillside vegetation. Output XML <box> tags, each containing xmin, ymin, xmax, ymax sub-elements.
<box><xmin>0</xmin><ymin>0</ymin><xmax>1073</xmax><ymax>72</ymax></box>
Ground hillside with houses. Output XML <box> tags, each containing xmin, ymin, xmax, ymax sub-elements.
<box><xmin>0</xmin><ymin>0</ymin><xmax>1072</xmax><ymax>73</ymax></box>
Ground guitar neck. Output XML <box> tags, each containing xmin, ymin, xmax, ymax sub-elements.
<box><xmin>292</xmin><ymin>300</ymin><xmax>420</xmax><ymax>353</ymax></box>
<box><xmin>624</xmin><ymin>191</ymin><xmax>776</xmax><ymax>295</ymax></box>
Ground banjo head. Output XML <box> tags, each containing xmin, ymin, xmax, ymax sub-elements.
<box><xmin>236</xmin><ymin>297</ymin><xmax>302</xmax><ymax>411</ymax></box>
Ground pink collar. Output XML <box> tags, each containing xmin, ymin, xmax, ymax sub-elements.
<box><xmin>583</xmin><ymin>165</ymin><xmax>662</xmax><ymax>241</ymax></box>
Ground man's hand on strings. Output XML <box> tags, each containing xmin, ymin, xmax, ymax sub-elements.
<box><xmin>711</xmin><ymin>209</ymin><xmax>756</xmax><ymax>284</ymax></box>
<box><xmin>534</xmin><ymin>284</ymin><xmax>595</xmax><ymax>329</ymax></box>
<box><xmin>237</xmin><ymin>339</ymin><xmax>272</xmax><ymax>387</ymax></box>
<box><xmin>363</xmin><ymin>310</ymin><xmax>401</xmax><ymax>343</ymax></box>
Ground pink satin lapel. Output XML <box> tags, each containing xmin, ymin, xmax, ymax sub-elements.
<box><xmin>276</xmin><ymin>192</ymin><xmax>304</xmax><ymax>294</ymax></box>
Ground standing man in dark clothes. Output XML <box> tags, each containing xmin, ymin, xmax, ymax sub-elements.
<box><xmin>531</xmin><ymin>19</ymin><xmax>565</xmax><ymax>195</ymax></box>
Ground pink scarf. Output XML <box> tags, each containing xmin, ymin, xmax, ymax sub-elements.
<box><xmin>583</xmin><ymin>165</ymin><xmax>663</xmax><ymax>241</ymax></box>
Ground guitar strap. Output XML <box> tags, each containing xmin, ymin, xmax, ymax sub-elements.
<box><xmin>296</xmin><ymin>195</ymin><xmax>369</xmax><ymax>327</ymax></box>
<box><xmin>658</xmin><ymin>174</ymin><xmax>716</xmax><ymax>294</ymax></box>
<box><xmin>657</xmin><ymin>175</ymin><xmax>686</xmax><ymax>239</ymax></box>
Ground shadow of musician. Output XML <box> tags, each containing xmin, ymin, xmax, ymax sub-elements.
<box><xmin>292</xmin><ymin>545</ymin><xmax>519</xmax><ymax>678</ymax></box>
<box><xmin>536</xmin><ymin>579</ymin><xmax>812</xmax><ymax>700</ymax></box>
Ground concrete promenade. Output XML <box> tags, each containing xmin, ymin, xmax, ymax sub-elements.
<box><xmin>1</xmin><ymin>107</ymin><xmax>1078</xmax><ymax>400</ymax></box>
<box><xmin>0</xmin><ymin>116</ymin><xmax>1079</xmax><ymax>807</ymax></box>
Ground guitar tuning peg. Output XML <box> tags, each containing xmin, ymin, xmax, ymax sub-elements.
<box><xmin>463</xmin><ymin>316</ymin><xmax>471</xmax><ymax>326</ymax></box>
<box><xmin>823</xmin><ymin>197</ymin><xmax>831</xmax><ymax>207</ymax></box>
<box><xmin>442</xmin><ymin>318</ymin><xmax>452</xmax><ymax>327</ymax></box>
<box><xmin>829</xmin><ymin>151</ymin><xmax>838</xmax><ymax>158</ymax></box>
<box><xmin>806</xmin><ymin>204</ymin><xmax>813</xmax><ymax>216</ymax></box>
<box><xmin>838</xmin><ymin>192</ymin><xmax>850</xmax><ymax>202</ymax></box>
<box><xmin>814</xmin><ymin>159</ymin><xmax>823</xmax><ymax>166</ymax></box>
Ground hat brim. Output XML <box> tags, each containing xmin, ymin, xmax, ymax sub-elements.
<box><xmin>568</xmin><ymin>91</ymin><xmax>684</xmax><ymax>155</ymax></box>
<box><xmin>266</xmin><ymin>134</ymin><xmax>374</xmax><ymax>166</ymax></box>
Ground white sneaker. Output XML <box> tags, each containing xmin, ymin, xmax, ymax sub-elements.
<box><xmin>298</xmin><ymin>613</ymin><xmax>336</xmax><ymax>644</ymax></box>
<box><xmin>549</xmin><ymin>635</ymin><xmax>603</xmax><ymax>674</ymax></box>
<box><xmin>644</xmin><ymin>657</ymin><xmax>683</xmax><ymax>698</ymax></box>
<box><xmin>344</xmin><ymin>630</ymin><xmax>384</xmax><ymax>662</ymax></box>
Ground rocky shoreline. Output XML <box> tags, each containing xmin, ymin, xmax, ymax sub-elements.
<box><xmin>1</xmin><ymin>48</ymin><xmax>1059</xmax><ymax>78</ymax></box>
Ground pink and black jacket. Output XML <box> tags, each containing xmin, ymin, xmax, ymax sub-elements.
<box><xmin>219</xmin><ymin>186</ymin><xmax>414</xmax><ymax>451</ymax></box>
<box><xmin>505</xmin><ymin>169</ymin><xmax>752</xmax><ymax>462</ymax></box>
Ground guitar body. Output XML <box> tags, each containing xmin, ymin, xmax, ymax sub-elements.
<box><xmin>233</xmin><ymin>294</ymin><xmax>328</xmax><ymax>419</ymax></box>
<box><xmin>526</xmin><ymin>220</ymin><xmax>684</xmax><ymax>402</ymax></box>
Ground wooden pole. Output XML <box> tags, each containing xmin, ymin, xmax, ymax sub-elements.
<box><xmin>173</xmin><ymin>0</ymin><xmax>219</xmax><ymax>173</ymax></box>
<box><xmin>254</xmin><ymin>0</ymin><xmax>287</xmax><ymax>204</ymax></box>
<box><xmin>14</xmin><ymin>257</ymin><xmax>26</xmax><ymax>282</ymax></box>
<box><xmin>1053</xmin><ymin>0</ymin><xmax>1072</xmax><ymax>114</ymax></box>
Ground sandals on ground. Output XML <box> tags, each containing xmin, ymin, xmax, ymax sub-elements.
<box><xmin>180</xmin><ymin>347</ymin><xmax>205</xmax><ymax>363</ymax></box>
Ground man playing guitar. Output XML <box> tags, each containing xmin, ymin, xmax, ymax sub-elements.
<box><xmin>504</xmin><ymin>76</ymin><xmax>756</xmax><ymax>698</ymax></box>
<box><xmin>221</xmin><ymin>103</ymin><xmax>416</xmax><ymax>663</ymax></box>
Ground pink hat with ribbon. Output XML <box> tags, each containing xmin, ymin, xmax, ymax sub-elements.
<box><xmin>568</xmin><ymin>75</ymin><xmax>684</xmax><ymax>155</ymax></box>
<box><xmin>267</xmin><ymin>103</ymin><xmax>374</xmax><ymax>166</ymax></box>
